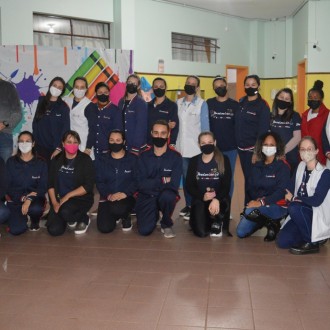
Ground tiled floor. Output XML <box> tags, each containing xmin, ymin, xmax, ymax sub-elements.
<box><xmin>0</xmin><ymin>160</ymin><xmax>330</xmax><ymax>329</ymax></box>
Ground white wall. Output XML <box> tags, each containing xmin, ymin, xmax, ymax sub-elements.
<box><xmin>0</xmin><ymin>0</ymin><xmax>113</xmax><ymax>45</ymax></box>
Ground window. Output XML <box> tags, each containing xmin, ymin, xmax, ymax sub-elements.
<box><xmin>33</xmin><ymin>14</ymin><xmax>110</xmax><ymax>48</ymax></box>
<box><xmin>172</xmin><ymin>32</ymin><xmax>219</xmax><ymax>64</ymax></box>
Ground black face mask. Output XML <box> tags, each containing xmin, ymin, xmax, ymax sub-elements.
<box><xmin>97</xmin><ymin>94</ymin><xmax>109</xmax><ymax>103</ymax></box>
<box><xmin>152</xmin><ymin>137</ymin><xmax>167</xmax><ymax>148</ymax></box>
<box><xmin>184</xmin><ymin>84</ymin><xmax>196</xmax><ymax>95</ymax></box>
<box><xmin>126</xmin><ymin>83</ymin><xmax>138</xmax><ymax>94</ymax></box>
<box><xmin>153</xmin><ymin>88</ymin><xmax>166</xmax><ymax>98</ymax></box>
<box><xmin>245</xmin><ymin>87</ymin><xmax>258</xmax><ymax>97</ymax></box>
<box><xmin>308</xmin><ymin>100</ymin><xmax>321</xmax><ymax>110</ymax></box>
<box><xmin>214</xmin><ymin>87</ymin><xmax>227</xmax><ymax>97</ymax></box>
<box><xmin>276</xmin><ymin>99</ymin><xmax>291</xmax><ymax>110</ymax></box>
<box><xmin>200</xmin><ymin>144</ymin><xmax>215</xmax><ymax>155</ymax></box>
<box><xmin>109</xmin><ymin>142</ymin><xmax>124</xmax><ymax>153</ymax></box>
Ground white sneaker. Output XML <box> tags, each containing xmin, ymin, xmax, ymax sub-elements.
<box><xmin>74</xmin><ymin>218</ymin><xmax>90</xmax><ymax>235</ymax></box>
<box><xmin>161</xmin><ymin>227</ymin><xmax>176</xmax><ymax>238</ymax></box>
<box><xmin>67</xmin><ymin>222</ymin><xmax>77</xmax><ymax>229</ymax></box>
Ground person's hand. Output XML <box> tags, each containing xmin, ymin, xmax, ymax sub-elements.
<box><xmin>246</xmin><ymin>200</ymin><xmax>261</xmax><ymax>208</ymax></box>
<box><xmin>203</xmin><ymin>187</ymin><xmax>216</xmax><ymax>201</ymax></box>
<box><xmin>21</xmin><ymin>199</ymin><xmax>31</xmax><ymax>215</ymax></box>
<box><xmin>168</xmin><ymin>121</ymin><xmax>176</xmax><ymax>129</ymax></box>
<box><xmin>0</xmin><ymin>123</ymin><xmax>6</xmax><ymax>131</ymax></box>
<box><xmin>209</xmin><ymin>198</ymin><xmax>220</xmax><ymax>215</ymax></box>
<box><xmin>53</xmin><ymin>201</ymin><xmax>60</xmax><ymax>213</ymax></box>
<box><xmin>26</xmin><ymin>192</ymin><xmax>37</xmax><ymax>198</ymax></box>
<box><xmin>84</xmin><ymin>149</ymin><xmax>91</xmax><ymax>156</ymax></box>
<box><xmin>285</xmin><ymin>189</ymin><xmax>293</xmax><ymax>202</ymax></box>
<box><xmin>164</xmin><ymin>177</ymin><xmax>171</xmax><ymax>183</ymax></box>
<box><xmin>108</xmin><ymin>192</ymin><xmax>127</xmax><ymax>201</ymax></box>
<box><xmin>51</xmin><ymin>149</ymin><xmax>61</xmax><ymax>159</ymax></box>
<box><xmin>327</xmin><ymin>153</ymin><xmax>330</xmax><ymax>160</ymax></box>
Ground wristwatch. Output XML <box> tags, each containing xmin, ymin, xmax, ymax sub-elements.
<box><xmin>2</xmin><ymin>121</ymin><xmax>9</xmax><ymax>127</ymax></box>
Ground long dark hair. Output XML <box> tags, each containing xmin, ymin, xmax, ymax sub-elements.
<box><xmin>198</xmin><ymin>131</ymin><xmax>225</xmax><ymax>175</ymax></box>
<box><xmin>271</xmin><ymin>88</ymin><xmax>295</xmax><ymax>121</ymax></box>
<box><xmin>34</xmin><ymin>76</ymin><xmax>66</xmax><ymax>121</ymax></box>
<box><xmin>254</xmin><ymin>132</ymin><xmax>285</xmax><ymax>162</ymax></box>
<box><xmin>16</xmin><ymin>131</ymin><xmax>37</xmax><ymax>159</ymax></box>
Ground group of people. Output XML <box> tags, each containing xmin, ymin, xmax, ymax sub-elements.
<box><xmin>1</xmin><ymin>73</ymin><xmax>330</xmax><ymax>255</ymax></box>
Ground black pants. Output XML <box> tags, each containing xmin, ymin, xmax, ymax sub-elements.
<box><xmin>47</xmin><ymin>198</ymin><xmax>93</xmax><ymax>236</ymax></box>
<box><xmin>238</xmin><ymin>149</ymin><xmax>254</xmax><ymax>204</ymax></box>
<box><xmin>97</xmin><ymin>196</ymin><xmax>135</xmax><ymax>233</ymax></box>
<box><xmin>190</xmin><ymin>198</ymin><xmax>228</xmax><ymax>238</ymax></box>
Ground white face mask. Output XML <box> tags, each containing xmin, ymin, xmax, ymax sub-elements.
<box><xmin>50</xmin><ymin>86</ymin><xmax>62</xmax><ymax>97</ymax></box>
<box><xmin>300</xmin><ymin>150</ymin><xmax>316</xmax><ymax>163</ymax></box>
<box><xmin>18</xmin><ymin>142</ymin><xmax>33</xmax><ymax>154</ymax></box>
<box><xmin>262</xmin><ymin>146</ymin><xmax>277</xmax><ymax>157</ymax></box>
<box><xmin>73</xmin><ymin>88</ymin><xmax>86</xmax><ymax>99</ymax></box>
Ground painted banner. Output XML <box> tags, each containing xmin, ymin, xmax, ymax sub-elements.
<box><xmin>0</xmin><ymin>45</ymin><xmax>133</xmax><ymax>144</ymax></box>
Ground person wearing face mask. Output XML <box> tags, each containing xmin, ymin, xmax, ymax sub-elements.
<box><xmin>94</xmin><ymin>130</ymin><xmax>137</xmax><ymax>233</ymax></box>
<box><xmin>176</xmin><ymin>75</ymin><xmax>210</xmax><ymax>221</ymax></box>
<box><xmin>5</xmin><ymin>131</ymin><xmax>47</xmax><ymax>234</ymax></box>
<box><xmin>147</xmin><ymin>77</ymin><xmax>179</xmax><ymax>147</ymax></box>
<box><xmin>277</xmin><ymin>136</ymin><xmax>330</xmax><ymax>254</ymax></box>
<box><xmin>186</xmin><ymin>132</ymin><xmax>232</xmax><ymax>238</ymax></box>
<box><xmin>270</xmin><ymin>88</ymin><xmax>301</xmax><ymax>173</ymax></box>
<box><xmin>301</xmin><ymin>80</ymin><xmax>329</xmax><ymax>165</ymax></box>
<box><xmin>118</xmin><ymin>74</ymin><xmax>148</xmax><ymax>154</ymax></box>
<box><xmin>64</xmin><ymin>77</ymin><xmax>96</xmax><ymax>159</ymax></box>
<box><xmin>47</xmin><ymin>130</ymin><xmax>95</xmax><ymax>236</ymax></box>
<box><xmin>236</xmin><ymin>132</ymin><xmax>290</xmax><ymax>241</ymax></box>
<box><xmin>89</xmin><ymin>82</ymin><xmax>122</xmax><ymax>160</ymax></box>
<box><xmin>207</xmin><ymin>76</ymin><xmax>239</xmax><ymax>225</ymax></box>
<box><xmin>32</xmin><ymin>77</ymin><xmax>70</xmax><ymax>164</ymax></box>
<box><xmin>136</xmin><ymin>120</ymin><xmax>182</xmax><ymax>238</ymax></box>
<box><xmin>235</xmin><ymin>74</ymin><xmax>271</xmax><ymax>204</ymax></box>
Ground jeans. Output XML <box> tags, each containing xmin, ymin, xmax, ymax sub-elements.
<box><xmin>0</xmin><ymin>132</ymin><xmax>13</xmax><ymax>162</ymax></box>
<box><xmin>0</xmin><ymin>202</ymin><xmax>10</xmax><ymax>224</ymax></box>
<box><xmin>182</xmin><ymin>157</ymin><xmax>192</xmax><ymax>207</ymax></box>
<box><xmin>223</xmin><ymin>149</ymin><xmax>237</xmax><ymax>198</ymax></box>
<box><xmin>236</xmin><ymin>205</ymin><xmax>287</xmax><ymax>238</ymax></box>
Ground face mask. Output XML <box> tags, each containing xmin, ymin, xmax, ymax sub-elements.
<box><xmin>64</xmin><ymin>144</ymin><xmax>79</xmax><ymax>155</ymax></box>
<box><xmin>152</xmin><ymin>137</ymin><xmax>167</xmax><ymax>148</ymax></box>
<box><xmin>245</xmin><ymin>87</ymin><xmax>258</xmax><ymax>97</ymax></box>
<box><xmin>109</xmin><ymin>142</ymin><xmax>124</xmax><ymax>153</ymax></box>
<box><xmin>184</xmin><ymin>84</ymin><xmax>196</xmax><ymax>95</ymax></box>
<box><xmin>200</xmin><ymin>144</ymin><xmax>215</xmax><ymax>155</ymax></box>
<box><xmin>50</xmin><ymin>86</ymin><xmax>62</xmax><ymax>98</ymax></box>
<box><xmin>126</xmin><ymin>83</ymin><xmax>138</xmax><ymax>94</ymax></box>
<box><xmin>276</xmin><ymin>99</ymin><xmax>291</xmax><ymax>110</ymax></box>
<box><xmin>300</xmin><ymin>150</ymin><xmax>316</xmax><ymax>163</ymax></box>
<box><xmin>73</xmin><ymin>88</ymin><xmax>86</xmax><ymax>99</ymax></box>
<box><xmin>262</xmin><ymin>146</ymin><xmax>277</xmax><ymax>157</ymax></box>
<box><xmin>214</xmin><ymin>87</ymin><xmax>227</xmax><ymax>97</ymax></box>
<box><xmin>18</xmin><ymin>142</ymin><xmax>33</xmax><ymax>154</ymax></box>
<box><xmin>97</xmin><ymin>94</ymin><xmax>109</xmax><ymax>103</ymax></box>
<box><xmin>153</xmin><ymin>88</ymin><xmax>166</xmax><ymax>98</ymax></box>
<box><xmin>308</xmin><ymin>100</ymin><xmax>321</xmax><ymax>110</ymax></box>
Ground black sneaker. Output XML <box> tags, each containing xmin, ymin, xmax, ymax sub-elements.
<box><xmin>180</xmin><ymin>206</ymin><xmax>190</xmax><ymax>216</ymax></box>
<box><xmin>183</xmin><ymin>210</ymin><xmax>191</xmax><ymax>221</ymax></box>
<box><xmin>290</xmin><ymin>242</ymin><xmax>320</xmax><ymax>255</ymax></box>
<box><xmin>74</xmin><ymin>218</ymin><xmax>90</xmax><ymax>235</ymax></box>
<box><xmin>210</xmin><ymin>222</ymin><xmax>222</xmax><ymax>237</ymax></box>
<box><xmin>29</xmin><ymin>222</ymin><xmax>40</xmax><ymax>232</ymax></box>
<box><xmin>122</xmin><ymin>216</ymin><xmax>132</xmax><ymax>232</ymax></box>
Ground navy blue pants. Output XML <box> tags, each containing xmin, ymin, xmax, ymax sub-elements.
<box><xmin>238</xmin><ymin>149</ymin><xmax>254</xmax><ymax>204</ymax></box>
<box><xmin>6</xmin><ymin>197</ymin><xmax>45</xmax><ymax>235</ymax></box>
<box><xmin>277</xmin><ymin>202</ymin><xmax>313</xmax><ymax>249</ymax></box>
<box><xmin>97</xmin><ymin>196</ymin><xmax>135</xmax><ymax>233</ymax></box>
<box><xmin>136</xmin><ymin>190</ymin><xmax>178</xmax><ymax>236</ymax></box>
<box><xmin>0</xmin><ymin>202</ymin><xmax>10</xmax><ymax>224</ymax></box>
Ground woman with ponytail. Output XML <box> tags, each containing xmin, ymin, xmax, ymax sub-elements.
<box><xmin>301</xmin><ymin>80</ymin><xmax>329</xmax><ymax>165</ymax></box>
<box><xmin>186</xmin><ymin>131</ymin><xmax>232</xmax><ymax>237</ymax></box>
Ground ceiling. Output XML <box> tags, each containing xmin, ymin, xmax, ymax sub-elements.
<box><xmin>157</xmin><ymin>0</ymin><xmax>309</xmax><ymax>20</ymax></box>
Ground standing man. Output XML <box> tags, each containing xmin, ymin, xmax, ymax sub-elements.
<box><xmin>176</xmin><ymin>75</ymin><xmax>209</xmax><ymax>220</ymax></box>
<box><xmin>136</xmin><ymin>120</ymin><xmax>182</xmax><ymax>238</ymax></box>
<box><xmin>0</xmin><ymin>80</ymin><xmax>22</xmax><ymax>162</ymax></box>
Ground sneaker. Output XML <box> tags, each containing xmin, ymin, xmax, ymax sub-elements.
<box><xmin>29</xmin><ymin>222</ymin><xmax>40</xmax><ymax>232</ymax></box>
<box><xmin>67</xmin><ymin>222</ymin><xmax>77</xmax><ymax>229</ymax></box>
<box><xmin>89</xmin><ymin>209</ymin><xmax>98</xmax><ymax>216</ymax></box>
<box><xmin>183</xmin><ymin>210</ymin><xmax>190</xmax><ymax>221</ymax></box>
<box><xmin>116</xmin><ymin>218</ymin><xmax>122</xmax><ymax>225</ymax></box>
<box><xmin>74</xmin><ymin>219</ymin><xmax>90</xmax><ymax>235</ymax></box>
<box><xmin>210</xmin><ymin>222</ymin><xmax>222</xmax><ymax>237</ymax></box>
<box><xmin>161</xmin><ymin>227</ymin><xmax>176</xmax><ymax>238</ymax></box>
<box><xmin>179</xmin><ymin>206</ymin><xmax>190</xmax><ymax>216</ymax></box>
<box><xmin>122</xmin><ymin>216</ymin><xmax>132</xmax><ymax>232</ymax></box>
<box><xmin>130</xmin><ymin>210</ymin><xmax>136</xmax><ymax>216</ymax></box>
<box><xmin>290</xmin><ymin>242</ymin><xmax>319</xmax><ymax>255</ymax></box>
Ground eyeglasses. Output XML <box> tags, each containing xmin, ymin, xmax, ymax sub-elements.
<box><xmin>299</xmin><ymin>148</ymin><xmax>315</xmax><ymax>152</ymax></box>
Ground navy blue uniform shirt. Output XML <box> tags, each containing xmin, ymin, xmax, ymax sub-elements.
<box><xmin>207</xmin><ymin>97</ymin><xmax>238</xmax><ymax>151</ymax></box>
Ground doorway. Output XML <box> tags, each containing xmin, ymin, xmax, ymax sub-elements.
<box><xmin>297</xmin><ymin>60</ymin><xmax>306</xmax><ymax>114</ymax></box>
<box><xmin>226</xmin><ymin>65</ymin><xmax>249</xmax><ymax>101</ymax></box>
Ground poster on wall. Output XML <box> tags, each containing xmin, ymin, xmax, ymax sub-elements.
<box><xmin>0</xmin><ymin>45</ymin><xmax>133</xmax><ymax>143</ymax></box>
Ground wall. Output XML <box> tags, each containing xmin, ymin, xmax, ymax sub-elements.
<box><xmin>0</xmin><ymin>0</ymin><xmax>114</xmax><ymax>45</ymax></box>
